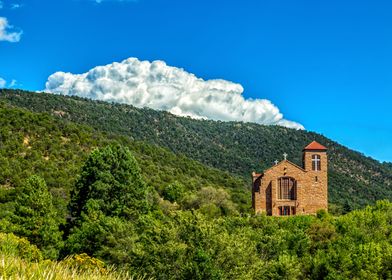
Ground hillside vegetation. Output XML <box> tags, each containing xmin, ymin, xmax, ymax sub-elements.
<box><xmin>4</xmin><ymin>182</ymin><xmax>392</xmax><ymax>279</ymax></box>
<box><xmin>1</xmin><ymin>89</ymin><xmax>391</xmax><ymax>210</ymax></box>
<box><xmin>1</xmin><ymin>90</ymin><xmax>392</xmax><ymax>278</ymax></box>
<box><xmin>0</xmin><ymin>102</ymin><xmax>250</xmax><ymax>218</ymax></box>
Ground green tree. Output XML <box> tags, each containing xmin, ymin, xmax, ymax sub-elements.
<box><xmin>65</xmin><ymin>202</ymin><xmax>142</xmax><ymax>261</ymax></box>
<box><xmin>69</xmin><ymin>144</ymin><xmax>148</xmax><ymax>223</ymax></box>
<box><xmin>65</xmin><ymin>145</ymin><xmax>149</xmax><ymax>258</ymax></box>
<box><xmin>12</xmin><ymin>175</ymin><xmax>62</xmax><ymax>259</ymax></box>
<box><xmin>182</xmin><ymin>187</ymin><xmax>238</xmax><ymax>217</ymax></box>
<box><xmin>162</xmin><ymin>181</ymin><xmax>185</xmax><ymax>203</ymax></box>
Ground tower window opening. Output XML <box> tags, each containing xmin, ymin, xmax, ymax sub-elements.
<box><xmin>312</xmin><ymin>155</ymin><xmax>321</xmax><ymax>171</ymax></box>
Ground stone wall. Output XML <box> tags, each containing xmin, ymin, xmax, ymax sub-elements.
<box><xmin>253</xmin><ymin>150</ymin><xmax>327</xmax><ymax>216</ymax></box>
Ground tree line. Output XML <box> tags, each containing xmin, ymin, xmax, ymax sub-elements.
<box><xmin>1</xmin><ymin>89</ymin><xmax>391</xmax><ymax>210</ymax></box>
<box><xmin>1</xmin><ymin>144</ymin><xmax>392</xmax><ymax>279</ymax></box>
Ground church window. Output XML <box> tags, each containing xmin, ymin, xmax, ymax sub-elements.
<box><xmin>278</xmin><ymin>177</ymin><xmax>296</xmax><ymax>200</ymax></box>
<box><xmin>312</xmin><ymin>155</ymin><xmax>321</xmax><ymax>171</ymax></box>
<box><xmin>279</xmin><ymin>206</ymin><xmax>291</xmax><ymax>216</ymax></box>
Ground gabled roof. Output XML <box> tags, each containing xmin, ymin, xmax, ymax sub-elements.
<box><xmin>262</xmin><ymin>159</ymin><xmax>306</xmax><ymax>175</ymax></box>
<box><xmin>252</xmin><ymin>141</ymin><xmax>327</xmax><ymax>179</ymax></box>
<box><xmin>303</xmin><ymin>141</ymin><xmax>327</xmax><ymax>151</ymax></box>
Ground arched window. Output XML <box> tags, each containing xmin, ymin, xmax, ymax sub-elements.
<box><xmin>312</xmin><ymin>155</ymin><xmax>321</xmax><ymax>171</ymax></box>
<box><xmin>278</xmin><ymin>177</ymin><xmax>296</xmax><ymax>200</ymax></box>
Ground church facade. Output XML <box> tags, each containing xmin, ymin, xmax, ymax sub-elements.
<box><xmin>252</xmin><ymin>141</ymin><xmax>328</xmax><ymax>216</ymax></box>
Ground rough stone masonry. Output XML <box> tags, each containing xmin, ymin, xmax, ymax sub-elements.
<box><xmin>252</xmin><ymin>141</ymin><xmax>328</xmax><ymax>216</ymax></box>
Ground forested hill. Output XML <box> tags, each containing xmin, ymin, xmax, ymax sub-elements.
<box><xmin>0</xmin><ymin>102</ymin><xmax>250</xmax><ymax>215</ymax></box>
<box><xmin>1</xmin><ymin>89</ymin><xmax>391</xmax><ymax>210</ymax></box>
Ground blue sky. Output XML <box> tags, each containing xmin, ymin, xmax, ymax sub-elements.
<box><xmin>0</xmin><ymin>0</ymin><xmax>391</xmax><ymax>162</ymax></box>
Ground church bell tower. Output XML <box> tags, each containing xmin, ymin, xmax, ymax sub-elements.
<box><xmin>302</xmin><ymin>141</ymin><xmax>328</xmax><ymax>211</ymax></box>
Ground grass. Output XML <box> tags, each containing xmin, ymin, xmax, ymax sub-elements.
<box><xmin>0</xmin><ymin>253</ymin><xmax>151</xmax><ymax>280</ymax></box>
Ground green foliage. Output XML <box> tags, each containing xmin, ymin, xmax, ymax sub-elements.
<box><xmin>1</xmin><ymin>89</ymin><xmax>391</xmax><ymax>209</ymax></box>
<box><xmin>162</xmin><ymin>182</ymin><xmax>185</xmax><ymax>203</ymax></box>
<box><xmin>11</xmin><ymin>176</ymin><xmax>62</xmax><ymax>259</ymax></box>
<box><xmin>65</xmin><ymin>145</ymin><xmax>150</xmax><ymax>259</ymax></box>
<box><xmin>0</xmin><ymin>232</ymin><xmax>42</xmax><ymax>262</ymax></box>
<box><xmin>266</xmin><ymin>254</ymin><xmax>302</xmax><ymax>280</ymax></box>
<box><xmin>0</xmin><ymin>100</ymin><xmax>249</xmax><ymax>217</ymax></box>
<box><xmin>65</xmin><ymin>201</ymin><xmax>144</xmax><ymax>260</ymax></box>
<box><xmin>63</xmin><ymin>253</ymin><xmax>107</xmax><ymax>274</ymax></box>
<box><xmin>108</xmin><ymin>201</ymin><xmax>392</xmax><ymax>279</ymax></box>
<box><xmin>0</xmin><ymin>253</ymin><xmax>150</xmax><ymax>280</ymax></box>
<box><xmin>182</xmin><ymin>187</ymin><xmax>238</xmax><ymax>217</ymax></box>
<box><xmin>2</xmin><ymin>89</ymin><xmax>392</xmax><ymax>278</ymax></box>
<box><xmin>69</xmin><ymin>145</ymin><xmax>148</xmax><ymax>221</ymax></box>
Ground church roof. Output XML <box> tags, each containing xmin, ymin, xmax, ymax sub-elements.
<box><xmin>303</xmin><ymin>141</ymin><xmax>327</xmax><ymax>151</ymax></box>
<box><xmin>261</xmin><ymin>159</ymin><xmax>306</xmax><ymax>176</ymax></box>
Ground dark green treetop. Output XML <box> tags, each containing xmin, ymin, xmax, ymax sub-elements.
<box><xmin>13</xmin><ymin>175</ymin><xmax>63</xmax><ymax>259</ymax></box>
<box><xmin>69</xmin><ymin>144</ymin><xmax>148</xmax><ymax>223</ymax></box>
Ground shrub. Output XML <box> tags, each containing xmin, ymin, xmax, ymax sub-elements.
<box><xmin>0</xmin><ymin>232</ymin><xmax>42</xmax><ymax>261</ymax></box>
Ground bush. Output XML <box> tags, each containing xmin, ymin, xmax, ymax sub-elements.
<box><xmin>0</xmin><ymin>232</ymin><xmax>42</xmax><ymax>262</ymax></box>
<box><xmin>63</xmin><ymin>253</ymin><xmax>107</xmax><ymax>274</ymax></box>
<box><xmin>162</xmin><ymin>182</ymin><xmax>185</xmax><ymax>203</ymax></box>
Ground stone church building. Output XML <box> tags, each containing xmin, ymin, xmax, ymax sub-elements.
<box><xmin>252</xmin><ymin>141</ymin><xmax>328</xmax><ymax>216</ymax></box>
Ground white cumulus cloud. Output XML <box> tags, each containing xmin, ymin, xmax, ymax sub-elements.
<box><xmin>0</xmin><ymin>77</ymin><xmax>6</xmax><ymax>88</ymax></box>
<box><xmin>44</xmin><ymin>57</ymin><xmax>304</xmax><ymax>129</ymax></box>
<box><xmin>9</xmin><ymin>79</ymin><xmax>16</xmax><ymax>87</ymax></box>
<box><xmin>0</xmin><ymin>77</ymin><xmax>18</xmax><ymax>88</ymax></box>
<box><xmin>0</xmin><ymin>17</ymin><xmax>22</xmax><ymax>42</ymax></box>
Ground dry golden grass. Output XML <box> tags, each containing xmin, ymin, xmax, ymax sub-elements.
<box><xmin>0</xmin><ymin>254</ymin><xmax>151</xmax><ymax>280</ymax></box>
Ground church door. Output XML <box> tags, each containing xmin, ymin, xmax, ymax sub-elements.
<box><xmin>266</xmin><ymin>183</ymin><xmax>272</xmax><ymax>215</ymax></box>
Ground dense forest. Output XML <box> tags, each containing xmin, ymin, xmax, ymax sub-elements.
<box><xmin>0</xmin><ymin>89</ymin><xmax>392</xmax><ymax>279</ymax></box>
<box><xmin>1</xmin><ymin>89</ymin><xmax>391</xmax><ymax>210</ymax></box>
<box><xmin>1</xmin><ymin>136</ymin><xmax>392</xmax><ymax>279</ymax></box>
<box><xmin>0</xmin><ymin>103</ymin><xmax>250</xmax><ymax>216</ymax></box>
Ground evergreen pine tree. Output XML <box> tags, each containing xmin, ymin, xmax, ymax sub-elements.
<box><xmin>13</xmin><ymin>175</ymin><xmax>62</xmax><ymax>259</ymax></box>
<box><xmin>69</xmin><ymin>144</ymin><xmax>148</xmax><ymax>222</ymax></box>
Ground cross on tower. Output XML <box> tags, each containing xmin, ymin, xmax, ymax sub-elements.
<box><xmin>283</xmin><ymin>153</ymin><xmax>288</xmax><ymax>160</ymax></box>
<box><xmin>274</xmin><ymin>160</ymin><xmax>279</xmax><ymax>165</ymax></box>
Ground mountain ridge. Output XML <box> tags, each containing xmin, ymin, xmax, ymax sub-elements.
<box><xmin>0</xmin><ymin>100</ymin><xmax>250</xmax><ymax>216</ymax></box>
<box><xmin>0</xmin><ymin>89</ymin><xmax>391</xmax><ymax>210</ymax></box>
